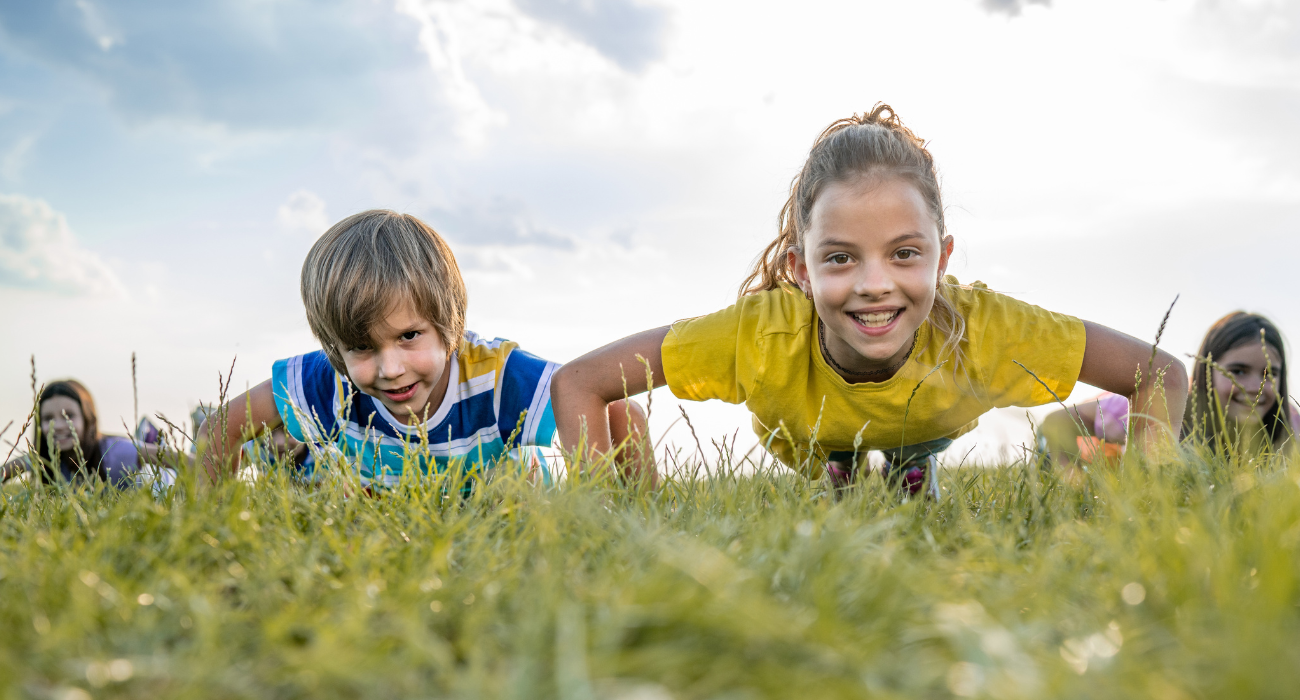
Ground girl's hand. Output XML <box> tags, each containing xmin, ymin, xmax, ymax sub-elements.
<box><xmin>551</xmin><ymin>326</ymin><xmax>670</xmax><ymax>484</ymax></box>
<box><xmin>1077</xmin><ymin>321</ymin><xmax>1188</xmax><ymax>459</ymax></box>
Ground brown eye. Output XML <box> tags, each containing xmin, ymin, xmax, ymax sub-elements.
<box><xmin>401</xmin><ymin>330</ymin><xmax>420</xmax><ymax>341</ymax></box>
<box><xmin>828</xmin><ymin>254</ymin><xmax>850</xmax><ymax>265</ymax></box>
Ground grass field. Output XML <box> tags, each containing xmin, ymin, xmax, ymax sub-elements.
<box><xmin>2</xmin><ymin>443</ymin><xmax>1298</xmax><ymax>699</ymax></box>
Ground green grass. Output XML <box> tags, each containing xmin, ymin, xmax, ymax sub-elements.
<box><xmin>2</xmin><ymin>446</ymin><xmax>1299</xmax><ymax>699</ymax></box>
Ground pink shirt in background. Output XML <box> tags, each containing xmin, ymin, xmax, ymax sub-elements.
<box><xmin>1092</xmin><ymin>392</ymin><xmax>1300</xmax><ymax>441</ymax></box>
<box><xmin>1094</xmin><ymin>393</ymin><xmax>1130</xmax><ymax>442</ymax></box>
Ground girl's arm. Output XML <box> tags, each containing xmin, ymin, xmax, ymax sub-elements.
<box><xmin>1077</xmin><ymin>320</ymin><xmax>1188</xmax><ymax>457</ymax></box>
<box><xmin>196</xmin><ymin>379</ymin><xmax>282</xmax><ymax>482</ymax></box>
<box><xmin>551</xmin><ymin>326</ymin><xmax>670</xmax><ymax>480</ymax></box>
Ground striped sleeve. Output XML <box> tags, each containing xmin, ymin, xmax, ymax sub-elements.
<box><xmin>271</xmin><ymin>351</ymin><xmax>340</xmax><ymax>443</ymax></box>
<box><xmin>496</xmin><ymin>347</ymin><xmax>559</xmax><ymax>449</ymax></box>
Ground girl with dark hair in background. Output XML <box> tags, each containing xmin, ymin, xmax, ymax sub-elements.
<box><xmin>1040</xmin><ymin>312</ymin><xmax>1298</xmax><ymax>464</ymax></box>
<box><xmin>2</xmin><ymin>380</ymin><xmax>162</xmax><ymax>486</ymax></box>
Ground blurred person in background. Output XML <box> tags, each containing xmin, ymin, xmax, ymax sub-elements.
<box><xmin>1</xmin><ymin>380</ymin><xmax>167</xmax><ymax>486</ymax></box>
<box><xmin>1040</xmin><ymin>312</ymin><xmax>1298</xmax><ymax>465</ymax></box>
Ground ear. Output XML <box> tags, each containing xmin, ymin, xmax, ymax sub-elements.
<box><xmin>787</xmin><ymin>245</ymin><xmax>811</xmax><ymax>296</ymax></box>
<box><xmin>936</xmin><ymin>234</ymin><xmax>954</xmax><ymax>284</ymax></box>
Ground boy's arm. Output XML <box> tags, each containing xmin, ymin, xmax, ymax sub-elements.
<box><xmin>551</xmin><ymin>326</ymin><xmax>670</xmax><ymax>468</ymax></box>
<box><xmin>1077</xmin><ymin>321</ymin><xmax>1188</xmax><ymax>459</ymax></box>
<box><xmin>196</xmin><ymin>379</ymin><xmax>283</xmax><ymax>482</ymax></box>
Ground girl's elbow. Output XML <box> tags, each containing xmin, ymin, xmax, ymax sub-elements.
<box><xmin>1158</xmin><ymin>352</ymin><xmax>1189</xmax><ymax>393</ymax></box>
<box><xmin>551</xmin><ymin>363</ymin><xmax>583</xmax><ymax>404</ymax></box>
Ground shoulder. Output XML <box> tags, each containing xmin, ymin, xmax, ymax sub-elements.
<box><xmin>943</xmin><ymin>277</ymin><xmax>1005</xmax><ymax>319</ymax></box>
<box><xmin>734</xmin><ymin>286</ymin><xmax>811</xmax><ymax>336</ymax></box>
<box><xmin>457</xmin><ymin>330</ymin><xmax>519</xmax><ymax>370</ymax></box>
<box><xmin>945</xmin><ymin>276</ymin><xmax>1082</xmax><ymax>332</ymax></box>
<box><xmin>668</xmin><ymin>286</ymin><xmax>811</xmax><ymax>341</ymax></box>
<box><xmin>458</xmin><ymin>330</ymin><xmax>556</xmax><ymax>388</ymax></box>
<box><xmin>941</xmin><ymin>276</ymin><xmax>1086</xmax><ymax>401</ymax></box>
<box><xmin>470</xmin><ymin>331</ymin><xmax>559</xmax><ymax>444</ymax></box>
<box><xmin>271</xmin><ymin>349</ymin><xmax>342</xmax><ymax>417</ymax></box>
<box><xmin>99</xmin><ymin>436</ymin><xmax>139</xmax><ymax>466</ymax></box>
<box><xmin>273</xmin><ymin>349</ymin><xmax>336</xmax><ymax>385</ymax></box>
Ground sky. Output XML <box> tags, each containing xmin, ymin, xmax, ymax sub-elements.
<box><xmin>2</xmin><ymin>0</ymin><xmax>1299</xmax><ymax>467</ymax></box>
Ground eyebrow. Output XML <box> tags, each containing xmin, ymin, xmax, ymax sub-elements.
<box><xmin>815</xmin><ymin>231</ymin><xmax>928</xmax><ymax>249</ymax></box>
<box><xmin>1222</xmin><ymin>363</ymin><xmax>1283</xmax><ymax>370</ymax></box>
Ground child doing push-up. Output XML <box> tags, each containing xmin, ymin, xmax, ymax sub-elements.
<box><xmin>553</xmin><ymin>105</ymin><xmax>1188</xmax><ymax>494</ymax></box>
<box><xmin>201</xmin><ymin>210</ymin><xmax>648</xmax><ymax>487</ymax></box>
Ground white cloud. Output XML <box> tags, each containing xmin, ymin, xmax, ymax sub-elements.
<box><xmin>74</xmin><ymin>0</ymin><xmax>122</xmax><ymax>52</ymax></box>
<box><xmin>1</xmin><ymin>134</ymin><xmax>37</xmax><ymax>182</ymax></box>
<box><xmin>0</xmin><ymin>1</ymin><xmax>427</xmax><ymax>130</ymax></box>
<box><xmin>0</xmin><ymin>193</ymin><xmax>122</xmax><ymax>296</ymax></box>
<box><xmin>394</xmin><ymin>0</ymin><xmax>647</xmax><ymax>143</ymax></box>
<box><xmin>276</xmin><ymin>189</ymin><xmax>329</xmax><ymax>236</ymax></box>
<box><xmin>427</xmin><ymin>197</ymin><xmax>573</xmax><ymax>249</ymax></box>
<box><xmin>512</xmin><ymin>0</ymin><xmax>670</xmax><ymax>72</ymax></box>
<box><xmin>980</xmin><ymin>0</ymin><xmax>1050</xmax><ymax>16</ymax></box>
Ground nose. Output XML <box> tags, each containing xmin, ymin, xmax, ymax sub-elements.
<box><xmin>852</xmin><ymin>259</ymin><xmax>894</xmax><ymax>299</ymax></box>
<box><xmin>376</xmin><ymin>347</ymin><xmax>404</xmax><ymax>381</ymax></box>
<box><xmin>1234</xmin><ymin>373</ymin><xmax>1276</xmax><ymax>405</ymax></box>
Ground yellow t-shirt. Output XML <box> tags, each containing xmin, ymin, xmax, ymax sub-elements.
<box><xmin>661</xmin><ymin>278</ymin><xmax>1087</xmax><ymax>477</ymax></box>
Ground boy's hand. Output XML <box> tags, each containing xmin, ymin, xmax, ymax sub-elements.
<box><xmin>197</xmin><ymin>379</ymin><xmax>283</xmax><ymax>483</ymax></box>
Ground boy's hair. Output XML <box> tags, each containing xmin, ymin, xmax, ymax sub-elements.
<box><xmin>1183</xmin><ymin>311</ymin><xmax>1291</xmax><ymax>450</ymax></box>
<box><xmin>301</xmin><ymin>210</ymin><xmax>467</xmax><ymax>374</ymax></box>
<box><xmin>739</xmin><ymin>103</ymin><xmax>965</xmax><ymax>364</ymax></box>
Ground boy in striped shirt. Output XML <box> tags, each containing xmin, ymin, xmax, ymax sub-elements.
<box><xmin>200</xmin><ymin>210</ymin><xmax>648</xmax><ymax>487</ymax></box>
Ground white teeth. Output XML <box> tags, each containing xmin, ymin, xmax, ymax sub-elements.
<box><xmin>852</xmin><ymin>310</ymin><xmax>900</xmax><ymax>328</ymax></box>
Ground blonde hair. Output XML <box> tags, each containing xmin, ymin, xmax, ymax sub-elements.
<box><xmin>301</xmin><ymin>210</ymin><xmax>467</xmax><ymax>374</ymax></box>
<box><xmin>739</xmin><ymin>104</ymin><xmax>966</xmax><ymax>364</ymax></box>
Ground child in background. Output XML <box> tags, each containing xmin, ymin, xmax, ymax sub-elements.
<box><xmin>1040</xmin><ymin>312</ymin><xmax>1298</xmax><ymax>464</ymax></box>
<box><xmin>2</xmin><ymin>380</ymin><xmax>160</xmax><ymax>487</ymax></box>
<box><xmin>552</xmin><ymin>104</ymin><xmax>1188</xmax><ymax>494</ymax></box>
<box><xmin>199</xmin><ymin>210</ymin><xmax>649</xmax><ymax>488</ymax></box>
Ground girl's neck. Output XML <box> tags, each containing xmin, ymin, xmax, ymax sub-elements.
<box><xmin>818</xmin><ymin>320</ymin><xmax>916</xmax><ymax>384</ymax></box>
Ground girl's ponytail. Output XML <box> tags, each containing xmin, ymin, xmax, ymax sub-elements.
<box><xmin>739</xmin><ymin>196</ymin><xmax>800</xmax><ymax>296</ymax></box>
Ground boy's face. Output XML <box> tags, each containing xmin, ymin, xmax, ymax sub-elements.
<box><xmin>340</xmin><ymin>299</ymin><xmax>452</xmax><ymax>426</ymax></box>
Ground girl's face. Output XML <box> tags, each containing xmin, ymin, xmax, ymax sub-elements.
<box><xmin>40</xmin><ymin>395</ymin><xmax>85</xmax><ymax>452</ymax></box>
<box><xmin>341</xmin><ymin>298</ymin><xmax>452</xmax><ymax>425</ymax></box>
<box><xmin>790</xmin><ymin>177</ymin><xmax>952</xmax><ymax>375</ymax></box>
<box><xmin>1211</xmin><ymin>341</ymin><xmax>1283</xmax><ymax>422</ymax></box>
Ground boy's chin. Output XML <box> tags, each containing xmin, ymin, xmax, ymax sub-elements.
<box><xmin>379</xmin><ymin>394</ymin><xmax>433</xmax><ymax>422</ymax></box>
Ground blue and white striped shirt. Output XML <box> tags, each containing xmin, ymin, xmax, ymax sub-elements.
<box><xmin>271</xmin><ymin>332</ymin><xmax>559</xmax><ymax>487</ymax></box>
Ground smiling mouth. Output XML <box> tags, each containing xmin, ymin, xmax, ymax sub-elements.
<box><xmin>380</xmin><ymin>383</ymin><xmax>418</xmax><ymax>402</ymax></box>
<box><xmin>850</xmin><ymin>310</ymin><xmax>902</xmax><ymax>328</ymax></box>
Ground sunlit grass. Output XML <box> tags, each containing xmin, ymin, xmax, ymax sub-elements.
<box><xmin>2</xmin><ymin>444</ymin><xmax>1298</xmax><ymax>699</ymax></box>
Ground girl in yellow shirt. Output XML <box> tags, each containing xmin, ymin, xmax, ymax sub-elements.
<box><xmin>552</xmin><ymin>104</ymin><xmax>1188</xmax><ymax>493</ymax></box>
